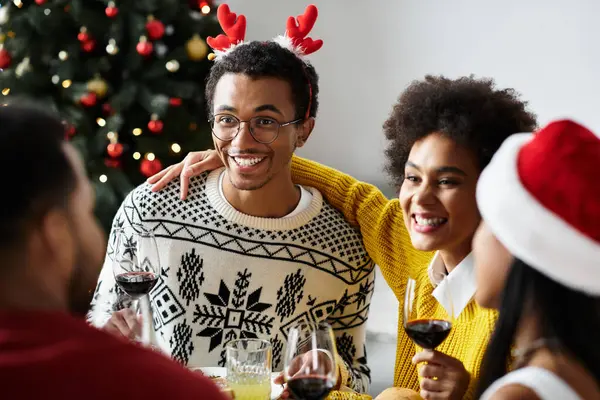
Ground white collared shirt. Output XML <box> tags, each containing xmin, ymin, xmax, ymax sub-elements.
<box><xmin>428</xmin><ymin>252</ymin><xmax>477</xmax><ymax>318</ymax></box>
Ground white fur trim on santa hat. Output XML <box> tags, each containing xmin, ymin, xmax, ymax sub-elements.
<box><xmin>477</xmin><ymin>133</ymin><xmax>600</xmax><ymax>296</ymax></box>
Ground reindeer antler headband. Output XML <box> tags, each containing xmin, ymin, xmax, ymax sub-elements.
<box><xmin>206</xmin><ymin>4</ymin><xmax>323</xmax><ymax>62</ymax></box>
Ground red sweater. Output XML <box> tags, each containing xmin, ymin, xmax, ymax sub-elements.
<box><xmin>0</xmin><ymin>311</ymin><xmax>227</xmax><ymax>399</ymax></box>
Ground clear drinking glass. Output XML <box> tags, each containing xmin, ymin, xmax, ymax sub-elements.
<box><xmin>111</xmin><ymin>226</ymin><xmax>160</xmax><ymax>345</ymax></box>
<box><xmin>226</xmin><ymin>339</ymin><xmax>273</xmax><ymax>400</ymax></box>
<box><xmin>283</xmin><ymin>322</ymin><xmax>338</xmax><ymax>400</ymax></box>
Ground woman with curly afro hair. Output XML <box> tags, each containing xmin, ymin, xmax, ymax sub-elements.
<box><xmin>148</xmin><ymin>75</ymin><xmax>537</xmax><ymax>400</ymax></box>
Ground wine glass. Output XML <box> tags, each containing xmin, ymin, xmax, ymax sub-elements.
<box><xmin>111</xmin><ymin>226</ymin><xmax>160</xmax><ymax>345</ymax></box>
<box><xmin>403</xmin><ymin>275</ymin><xmax>454</xmax><ymax>350</ymax></box>
<box><xmin>284</xmin><ymin>322</ymin><xmax>338</xmax><ymax>400</ymax></box>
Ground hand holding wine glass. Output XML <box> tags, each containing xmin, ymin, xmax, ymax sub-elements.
<box><xmin>403</xmin><ymin>276</ymin><xmax>454</xmax><ymax>350</ymax></box>
<box><xmin>283</xmin><ymin>322</ymin><xmax>338</xmax><ymax>400</ymax></box>
<box><xmin>110</xmin><ymin>226</ymin><xmax>160</xmax><ymax>345</ymax></box>
<box><xmin>405</xmin><ymin>276</ymin><xmax>469</xmax><ymax>399</ymax></box>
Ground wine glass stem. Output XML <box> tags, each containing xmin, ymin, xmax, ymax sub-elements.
<box><xmin>137</xmin><ymin>295</ymin><xmax>152</xmax><ymax>346</ymax></box>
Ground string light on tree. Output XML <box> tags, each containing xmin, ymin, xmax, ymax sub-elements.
<box><xmin>171</xmin><ymin>143</ymin><xmax>182</xmax><ymax>154</ymax></box>
<box><xmin>1</xmin><ymin>88</ymin><xmax>10</xmax><ymax>96</ymax></box>
<box><xmin>96</xmin><ymin>118</ymin><xmax>106</xmax><ymax>127</ymax></box>
<box><xmin>136</xmin><ymin>36</ymin><xmax>153</xmax><ymax>57</ymax></box>
<box><xmin>200</xmin><ymin>1</ymin><xmax>211</xmax><ymax>14</ymax></box>
<box><xmin>105</xmin><ymin>2</ymin><xmax>119</xmax><ymax>18</ymax></box>
<box><xmin>106</xmin><ymin>39</ymin><xmax>119</xmax><ymax>55</ymax></box>
<box><xmin>148</xmin><ymin>114</ymin><xmax>164</xmax><ymax>134</ymax></box>
<box><xmin>132</xmin><ymin>128</ymin><xmax>142</xmax><ymax>136</ymax></box>
<box><xmin>61</xmin><ymin>79</ymin><xmax>72</xmax><ymax>88</ymax></box>
<box><xmin>146</xmin><ymin>16</ymin><xmax>165</xmax><ymax>40</ymax></box>
<box><xmin>99</xmin><ymin>174</ymin><xmax>108</xmax><ymax>183</ymax></box>
<box><xmin>58</xmin><ymin>51</ymin><xmax>68</xmax><ymax>61</ymax></box>
<box><xmin>166</xmin><ymin>60</ymin><xmax>180</xmax><ymax>72</ymax></box>
<box><xmin>13</xmin><ymin>0</ymin><xmax>23</xmax><ymax>8</ymax></box>
<box><xmin>169</xmin><ymin>97</ymin><xmax>182</xmax><ymax>106</ymax></box>
<box><xmin>133</xmin><ymin>152</ymin><xmax>141</xmax><ymax>160</ymax></box>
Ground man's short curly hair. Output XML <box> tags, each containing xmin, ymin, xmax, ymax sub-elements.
<box><xmin>383</xmin><ymin>75</ymin><xmax>538</xmax><ymax>186</ymax></box>
<box><xmin>205</xmin><ymin>41</ymin><xmax>319</xmax><ymax>120</ymax></box>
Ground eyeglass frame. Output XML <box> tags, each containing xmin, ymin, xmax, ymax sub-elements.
<box><xmin>209</xmin><ymin>113</ymin><xmax>305</xmax><ymax>144</ymax></box>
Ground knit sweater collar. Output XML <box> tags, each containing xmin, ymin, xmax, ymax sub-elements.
<box><xmin>205</xmin><ymin>168</ymin><xmax>323</xmax><ymax>231</ymax></box>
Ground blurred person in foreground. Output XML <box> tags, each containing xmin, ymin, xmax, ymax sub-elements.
<box><xmin>0</xmin><ymin>104</ymin><xmax>226</xmax><ymax>400</ymax></box>
<box><xmin>149</xmin><ymin>75</ymin><xmax>538</xmax><ymax>399</ymax></box>
<box><xmin>473</xmin><ymin>119</ymin><xmax>600</xmax><ymax>399</ymax></box>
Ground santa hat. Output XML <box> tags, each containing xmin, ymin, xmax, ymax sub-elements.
<box><xmin>477</xmin><ymin>119</ymin><xmax>600</xmax><ymax>295</ymax></box>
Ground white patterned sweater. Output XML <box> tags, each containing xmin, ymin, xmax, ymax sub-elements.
<box><xmin>88</xmin><ymin>168</ymin><xmax>375</xmax><ymax>392</ymax></box>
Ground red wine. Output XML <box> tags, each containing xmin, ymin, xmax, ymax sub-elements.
<box><xmin>404</xmin><ymin>319</ymin><xmax>452</xmax><ymax>349</ymax></box>
<box><xmin>287</xmin><ymin>376</ymin><xmax>334</xmax><ymax>400</ymax></box>
<box><xmin>115</xmin><ymin>272</ymin><xmax>158</xmax><ymax>299</ymax></box>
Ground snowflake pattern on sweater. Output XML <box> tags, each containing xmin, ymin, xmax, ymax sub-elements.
<box><xmin>88</xmin><ymin>169</ymin><xmax>375</xmax><ymax>392</ymax></box>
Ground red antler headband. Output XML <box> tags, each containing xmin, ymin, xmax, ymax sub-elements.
<box><xmin>206</xmin><ymin>4</ymin><xmax>247</xmax><ymax>60</ymax></box>
<box><xmin>206</xmin><ymin>4</ymin><xmax>323</xmax><ymax>61</ymax></box>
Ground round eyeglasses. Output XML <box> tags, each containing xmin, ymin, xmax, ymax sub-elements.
<box><xmin>210</xmin><ymin>114</ymin><xmax>303</xmax><ymax>144</ymax></box>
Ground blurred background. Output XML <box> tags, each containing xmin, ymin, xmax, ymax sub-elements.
<box><xmin>1</xmin><ymin>0</ymin><xmax>598</xmax><ymax>395</ymax></box>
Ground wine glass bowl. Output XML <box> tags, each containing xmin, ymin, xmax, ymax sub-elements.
<box><xmin>111</xmin><ymin>226</ymin><xmax>160</xmax><ymax>345</ymax></box>
<box><xmin>284</xmin><ymin>322</ymin><xmax>338</xmax><ymax>400</ymax></box>
<box><xmin>403</xmin><ymin>276</ymin><xmax>454</xmax><ymax>350</ymax></box>
<box><xmin>112</xmin><ymin>226</ymin><xmax>160</xmax><ymax>299</ymax></box>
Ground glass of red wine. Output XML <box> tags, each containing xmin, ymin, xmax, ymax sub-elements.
<box><xmin>111</xmin><ymin>226</ymin><xmax>160</xmax><ymax>345</ymax></box>
<box><xmin>284</xmin><ymin>322</ymin><xmax>338</xmax><ymax>400</ymax></box>
<box><xmin>403</xmin><ymin>276</ymin><xmax>454</xmax><ymax>350</ymax></box>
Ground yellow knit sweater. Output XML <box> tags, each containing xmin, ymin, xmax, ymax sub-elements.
<box><xmin>292</xmin><ymin>156</ymin><xmax>498</xmax><ymax>399</ymax></box>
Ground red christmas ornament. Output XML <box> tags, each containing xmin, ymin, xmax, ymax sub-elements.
<box><xmin>0</xmin><ymin>48</ymin><xmax>11</xmax><ymax>69</ymax></box>
<box><xmin>136</xmin><ymin>38</ymin><xmax>153</xmax><ymax>57</ymax></box>
<box><xmin>105</xmin><ymin>158</ymin><xmax>121</xmax><ymax>168</ymax></box>
<box><xmin>102</xmin><ymin>103</ymin><xmax>114</xmax><ymax>115</ymax></box>
<box><xmin>107</xmin><ymin>143</ymin><xmax>124</xmax><ymax>158</ymax></box>
<box><xmin>148</xmin><ymin>118</ymin><xmax>164</xmax><ymax>134</ymax></box>
<box><xmin>35</xmin><ymin>0</ymin><xmax>47</xmax><ymax>5</ymax></box>
<box><xmin>169</xmin><ymin>97</ymin><xmax>182</xmax><ymax>106</ymax></box>
<box><xmin>77</xmin><ymin>30</ymin><xmax>90</xmax><ymax>43</ymax></box>
<box><xmin>146</xmin><ymin>19</ymin><xmax>165</xmax><ymax>41</ymax></box>
<box><xmin>105</xmin><ymin>3</ymin><xmax>119</xmax><ymax>18</ymax></box>
<box><xmin>80</xmin><ymin>92</ymin><xmax>97</xmax><ymax>107</ymax></box>
<box><xmin>65</xmin><ymin>125</ymin><xmax>77</xmax><ymax>137</ymax></box>
<box><xmin>140</xmin><ymin>158</ymin><xmax>163</xmax><ymax>178</ymax></box>
<box><xmin>81</xmin><ymin>39</ymin><xmax>96</xmax><ymax>52</ymax></box>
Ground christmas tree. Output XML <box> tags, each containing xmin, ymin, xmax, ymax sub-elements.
<box><xmin>0</xmin><ymin>0</ymin><xmax>220</xmax><ymax>232</ymax></box>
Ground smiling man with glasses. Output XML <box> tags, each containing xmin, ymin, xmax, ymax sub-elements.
<box><xmin>88</xmin><ymin>5</ymin><xmax>375</xmax><ymax>395</ymax></box>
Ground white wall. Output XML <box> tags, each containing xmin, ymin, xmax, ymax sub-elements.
<box><xmin>226</xmin><ymin>0</ymin><xmax>600</xmax><ymax>188</ymax></box>
<box><xmin>224</xmin><ymin>0</ymin><xmax>600</xmax><ymax>338</ymax></box>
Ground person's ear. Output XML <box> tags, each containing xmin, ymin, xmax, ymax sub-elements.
<box><xmin>296</xmin><ymin>118</ymin><xmax>315</xmax><ymax>148</ymax></box>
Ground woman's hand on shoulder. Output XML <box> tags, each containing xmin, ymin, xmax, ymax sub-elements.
<box><xmin>146</xmin><ymin>150</ymin><xmax>223</xmax><ymax>199</ymax></box>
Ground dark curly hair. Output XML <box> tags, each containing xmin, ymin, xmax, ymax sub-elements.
<box><xmin>205</xmin><ymin>41</ymin><xmax>319</xmax><ymax>120</ymax></box>
<box><xmin>383</xmin><ymin>75</ymin><xmax>537</xmax><ymax>186</ymax></box>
